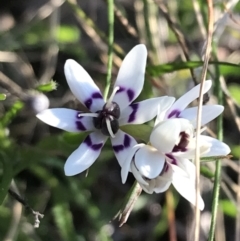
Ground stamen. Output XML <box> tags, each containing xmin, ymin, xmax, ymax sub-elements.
<box><xmin>106</xmin><ymin>118</ymin><xmax>115</xmax><ymax>138</ymax></box>
<box><xmin>105</xmin><ymin>86</ymin><xmax>120</xmax><ymax>108</ymax></box>
<box><xmin>78</xmin><ymin>113</ymin><xmax>99</xmax><ymax>118</ymax></box>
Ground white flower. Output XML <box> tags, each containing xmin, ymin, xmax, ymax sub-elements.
<box><xmin>157</xmin><ymin>80</ymin><xmax>223</xmax><ymax>127</ymax></box>
<box><xmin>121</xmin><ymin>81</ymin><xmax>230</xmax><ymax>210</ymax></box>
<box><xmin>36</xmin><ymin>44</ymin><xmax>175</xmax><ymax>176</ymax></box>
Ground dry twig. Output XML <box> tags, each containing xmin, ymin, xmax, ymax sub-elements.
<box><xmin>8</xmin><ymin>189</ymin><xmax>44</xmax><ymax>228</ymax></box>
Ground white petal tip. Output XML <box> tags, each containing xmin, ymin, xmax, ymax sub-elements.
<box><xmin>223</xmin><ymin>144</ymin><xmax>231</xmax><ymax>155</ymax></box>
<box><xmin>205</xmin><ymin>79</ymin><xmax>212</xmax><ymax>87</ymax></box>
<box><xmin>64</xmin><ymin>164</ymin><xmax>80</xmax><ymax>176</ymax></box>
<box><xmin>121</xmin><ymin>176</ymin><xmax>127</xmax><ymax>184</ymax></box>
<box><xmin>64</xmin><ymin>59</ymin><xmax>77</xmax><ymax>67</ymax></box>
<box><xmin>194</xmin><ymin>196</ymin><xmax>205</xmax><ymax>211</ymax></box>
<box><xmin>121</xmin><ymin>164</ymin><xmax>130</xmax><ymax>184</ymax></box>
<box><xmin>135</xmin><ymin>44</ymin><xmax>147</xmax><ymax>51</ymax></box>
<box><xmin>199</xmin><ymin>201</ymin><xmax>205</xmax><ymax>211</ymax></box>
<box><xmin>121</xmin><ymin>170</ymin><xmax>127</xmax><ymax>184</ymax></box>
<box><xmin>36</xmin><ymin>110</ymin><xmax>47</xmax><ymax>121</ymax></box>
<box><xmin>64</xmin><ymin>166</ymin><xmax>78</xmax><ymax>177</ymax></box>
<box><xmin>214</xmin><ymin>105</ymin><xmax>224</xmax><ymax>114</ymax></box>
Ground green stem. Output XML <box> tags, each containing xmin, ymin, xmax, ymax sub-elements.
<box><xmin>0</xmin><ymin>152</ymin><xmax>12</xmax><ymax>204</ymax></box>
<box><xmin>103</xmin><ymin>0</ymin><xmax>114</xmax><ymax>100</ymax></box>
<box><xmin>0</xmin><ymin>101</ymin><xmax>24</xmax><ymax>127</ymax></box>
<box><xmin>207</xmin><ymin>43</ymin><xmax>223</xmax><ymax>241</ymax></box>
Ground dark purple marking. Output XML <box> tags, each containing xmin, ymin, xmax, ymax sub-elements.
<box><xmin>116</xmin><ymin>86</ymin><xmax>135</xmax><ymax>102</ymax></box>
<box><xmin>84</xmin><ymin>135</ymin><xmax>103</xmax><ymax>151</ymax></box>
<box><xmin>167</xmin><ymin>109</ymin><xmax>181</xmax><ymax>119</ymax></box>
<box><xmin>127</xmin><ymin>89</ymin><xmax>134</xmax><ymax>102</ymax></box>
<box><xmin>116</xmin><ymin>86</ymin><xmax>125</xmax><ymax>93</ymax></box>
<box><xmin>84</xmin><ymin>98</ymin><xmax>92</xmax><ymax>110</ymax></box>
<box><xmin>171</xmin><ymin>159</ymin><xmax>177</xmax><ymax>165</ymax></box>
<box><xmin>113</xmin><ymin>134</ymin><xmax>131</xmax><ymax>153</ymax></box>
<box><xmin>166</xmin><ymin>153</ymin><xmax>177</xmax><ymax>165</ymax></box>
<box><xmin>76</xmin><ymin>121</ymin><xmax>86</xmax><ymax>131</ymax></box>
<box><xmin>166</xmin><ymin>153</ymin><xmax>174</xmax><ymax>159</ymax></box>
<box><xmin>84</xmin><ymin>92</ymin><xmax>103</xmax><ymax>110</ymax></box>
<box><xmin>85</xmin><ymin>135</ymin><xmax>92</xmax><ymax>146</ymax></box>
<box><xmin>161</xmin><ymin>162</ymin><xmax>169</xmax><ymax>173</ymax></box>
<box><xmin>92</xmin><ymin>92</ymin><xmax>102</xmax><ymax>99</ymax></box>
<box><xmin>166</xmin><ymin>154</ymin><xmax>177</xmax><ymax>164</ymax></box>
<box><xmin>123</xmin><ymin>134</ymin><xmax>131</xmax><ymax>147</ymax></box>
<box><xmin>128</xmin><ymin>103</ymin><xmax>139</xmax><ymax>123</ymax></box>
<box><xmin>164</xmin><ymin>163</ymin><xmax>169</xmax><ymax>172</ymax></box>
<box><xmin>172</xmin><ymin>146</ymin><xmax>187</xmax><ymax>152</ymax></box>
<box><xmin>113</xmin><ymin>145</ymin><xmax>124</xmax><ymax>152</ymax></box>
<box><xmin>172</xmin><ymin>132</ymin><xmax>189</xmax><ymax>152</ymax></box>
<box><xmin>92</xmin><ymin>143</ymin><xmax>104</xmax><ymax>151</ymax></box>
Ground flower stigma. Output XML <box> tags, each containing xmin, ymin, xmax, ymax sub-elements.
<box><xmin>93</xmin><ymin>86</ymin><xmax>121</xmax><ymax>137</ymax></box>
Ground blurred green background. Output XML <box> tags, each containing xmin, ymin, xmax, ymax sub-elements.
<box><xmin>0</xmin><ymin>0</ymin><xmax>240</xmax><ymax>240</ymax></box>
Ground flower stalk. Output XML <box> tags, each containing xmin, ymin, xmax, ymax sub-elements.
<box><xmin>194</xmin><ymin>0</ymin><xmax>214</xmax><ymax>240</ymax></box>
<box><xmin>104</xmin><ymin>0</ymin><xmax>114</xmax><ymax>100</ymax></box>
<box><xmin>207</xmin><ymin>41</ymin><xmax>224</xmax><ymax>241</ymax></box>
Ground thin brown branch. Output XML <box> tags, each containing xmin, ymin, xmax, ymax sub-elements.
<box><xmin>113</xmin><ymin>182</ymin><xmax>142</xmax><ymax>227</ymax></box>
<box><xmin>153</xmin><ymin>0</ymin><xmax>198</xmax><ymax>85</ymax></box>
<box><xmin>8</xmin><ymin>189</ymin><xmax>44</xmax><ymax>228</ymax></box>
<box><xmin>0</xmin><ymin>71</ymin><xmax>25</xmax><ymax>98</ymax></box>
<box><xmin>166</xmin><ymin>189</ymin><xmax>177</xmax><ymax>241</ymax></box>
<box><xmin>194</xmin><ymin>0</ymin><xmax>214</xmax><ymax>241</ymax></box>
<box><xmin>67</xmin><ymin>0</ymin><xmax>123</xmax><ymax>69</ymax></box>
<box><xmin>192</xmin><ymin>0</ymin><xmax>207</xmax><ymax>38</ymax></box>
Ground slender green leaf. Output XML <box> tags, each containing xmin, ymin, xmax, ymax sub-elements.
<box><xmin>147</xmin><ymin>61</ymin><xmax>240</xmax><ymax>77</ymax></box>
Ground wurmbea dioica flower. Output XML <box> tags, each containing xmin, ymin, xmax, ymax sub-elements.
<box><xmin>37</xmin><ymin>45</ymin><xmax>175</xmax><ymax>176</ymax></box>
<box><xmin>121</xmin><ymin>81</ymin><xmax>230</xmax><ymax>210</ymax></box>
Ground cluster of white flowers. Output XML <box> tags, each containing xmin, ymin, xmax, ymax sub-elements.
<box><xmin>37</xmin><ymin>45</ymin><xmax>230</xmax><ymax>210</ymax></box>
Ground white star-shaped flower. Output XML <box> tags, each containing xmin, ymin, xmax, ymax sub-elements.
<box><xmin>36</xmin><ymin>44</ymin><xmax>175</xmax><ymax>176</ymax></box>
<box><xmin>121</xmin><ymin>81</ymin><xmax>230</xmax><ymax>210</ymax></box>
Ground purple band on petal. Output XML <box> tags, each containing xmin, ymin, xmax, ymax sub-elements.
<box><xmin>76</xmin><ymin>121</ymin><xmax>86</xmax><ymax>131</ymax></box>
<box><xmin>172</xmin><ymin>132</ymin><xmax>189</xmax><ymax>152</ymax></box>
<box><xmin>127</xmin><ymin>89</ymin><xmax>134</xmax><ymax>102</ymax></box>
<box><xmin>117</xmin><ymin>86</ymin><xmax>135</xmax><ymax>102</ymax></box>
<box><xmin>167</xmin><ymin>109</ymin><xmax>181</xmax><ymax>119</ymax></box>
<box><xmin>113</xmin><ymin>134</ymin><xmax>131</xmax><ymax>153</ymax></box>
<box><xmin>164</xmin><ymin>163</ymin><xmax>169</xmax><ymax>172</ymax></box>
<box><xmin>92</xmin><ymin>92</ymin><xmax>103</xmax><ymax>99</ymax></box>
<box><xmin>76</xmin><ymin>112</ymin><xmax>86</xmax><ymax>130</ymax></box>
<box><xmin>128</xmin><ymin>103</ymin><xmax>139</xmax><ymax>123</ymax></box>
<box><xmin>166</xmin><ymin>154</ymin><xmax>177</xmax><ymax>165</ymax></box>
<box><xmin>84</xmin><ymin>135</ymin><xmax>103</xmax><ymax>151</ymax></box>
<box><xmin>117</xmin><ymin>86</ymin><xmax>125</xmax><ymax>93</ymax></box>
<box><xmin>172</xmin><ymin>145</ymin><xmax>187</xmax><ymax>152</ymax></box>
<box><xmin>124</xmin><ymin>134</ymin><xmax>130</xmax><ymax>147</ymax></box>
<box><xmin>84</xmin><ymin>92</ymin><xmax>103</xmax><ymax>110</ymax></box>
<box><xmin>113</xmin><ymin>145</ymin><xmax>123</xmax><ymax>152</ymax></box>
<box><xmin>171</xmin><ymin>159</ymin><xmax>177</xmax><ymax>165</ymax></box>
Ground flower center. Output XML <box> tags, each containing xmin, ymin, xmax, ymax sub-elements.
<box><xmin>172</xmin><ymin>131</ymin><xmax>190</xmax><ymax>152</ymax></box>
<box><xmin>93</xmin><ymin>87</ymin><xmax>121</xmax><ymax>137</ymax></box>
